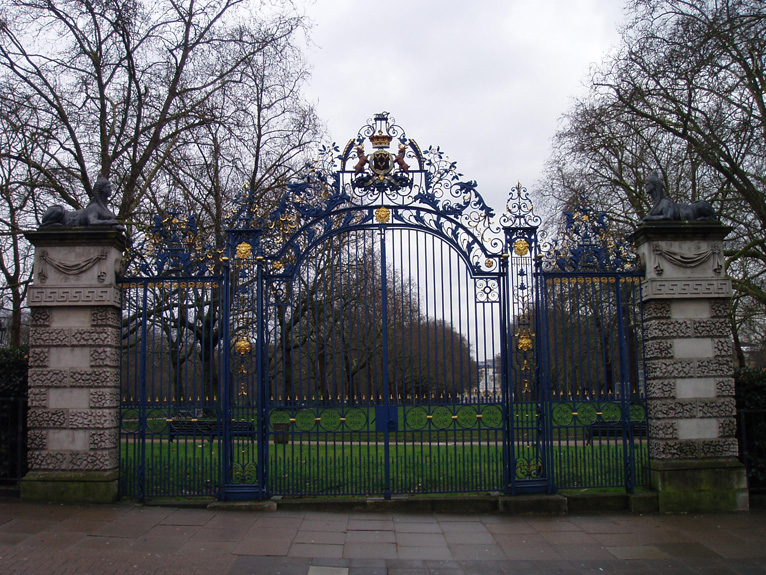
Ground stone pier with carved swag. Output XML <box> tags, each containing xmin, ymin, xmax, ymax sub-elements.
<box><xmin>634</xmin><ymin>222</ymin><xmax>748</xmax><ymax>512</ymax></box>
<box><xmin>22</xmin><ymin>228</ymin><xmax>125</xmax><ymax>503</ymax></box>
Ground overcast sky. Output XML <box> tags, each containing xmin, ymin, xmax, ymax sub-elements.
<box><xmin>300</xmin><ymin>0</ymin><xmax>628</xmax><ymax>215</ymax></box>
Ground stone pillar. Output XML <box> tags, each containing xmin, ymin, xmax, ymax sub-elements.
<box><xmin>634</xmin><ymin>222</ymin><xmax>747</xmax><ymax>512</ymax></box>
<box><xmin>22</xmin><ymin>228</ymin><xmax>125</xmax><ymax>503</ymax></box>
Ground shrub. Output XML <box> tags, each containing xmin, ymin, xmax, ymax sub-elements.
<box><xmin>735</xmin><ymin>367</ymin><xmax>766</xmax><ymax>410</ymax></box>
<box><xmin>0</xmin><ymin>346</ymin><xmax>28</xmax><ymax>398</ymax></box>
<box><xmin>735</xmin><ymin>367</ymin><xmax>766</xmax><ymax>493</ymax></box>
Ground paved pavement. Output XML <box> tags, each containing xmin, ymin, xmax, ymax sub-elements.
<box><xmin>0</xmin><ymin>500</ymin><xmax>765</xmax><ymax>575</ymax></box>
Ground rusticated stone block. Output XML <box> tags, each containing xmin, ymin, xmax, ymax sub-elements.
<box><xmin>693</xmin><ymin>319</ymin><xmax>730</xmax><ymax>338</ymax></box>
<box><xmin>70</xmin><ymin>369</ymin><xmax>120</xmax><ymax>388</ymax></box>
<box><xmin>646</xmin><ymin>379</ymin><xmax>675</xmax><ymax>399</ymax></box>
<box><xmin>697</xmin><ymin>357</ymin><xmax>734</xmax><ymax>377</ymax></box>
<box><xmin>27</xmin><ymin>389</ymin><xmax>47</xmax><ymax>408</ymax></box>
<box><xmin>69</xmin><ymin>409</ymin><xmax>119</xmax><ymax>429</ymax></box>
<box><xmin>70</xmin><ymin>328</ymin><xmax>120</xmax><ymax>347</ymax></box>
<box><xmin>89</xmin><ymin>429</ymin><xmax>119</xmax><ymax>450</ymax></box>
<box><xmin>27</xmin><ymin>451</ymin><xmax>68</xmax><ymax>470</ymax></box>
<box><xmin>30</xmin><ymin>307</ymin><xmax>51</xmax><ymax>326</ymax></box>
<box><xmin>643</xmin><ymin>300</ymin><xmax>671</xmax><ymax>320</ymax></box>
<box><xmin>650</xmin><ymin>440</ymin><xmax>697</xmax><ymax>460</ymax></box>
<box><xmin>719</xmin><ymin>418</ymin><xmax>737</xmax><ymax>438</ymax></box>
<box><xmin>714</xmin><ymin>338</ymin><xmax>733</xmax><ymax>357</ymax></box>
<box><xmin>90</xmin><ymin>389</ymin><xmax>120</xmax><ymax>409</ymax></box>
<box><xmin>644</xmin><ymin>319</ymin><xmax>692</xmax><ymax>339</ymax></box>
<box><xmin>644</xmin><ymin>340</ymin><xmax>673</xmax><ymax>360</ymax></box>
<box><xmin>70</xmin><ymin>451</ymin><xmax>119</xmax><ymax>471</ymax></box>
<box><xmin>698</xmin><ymin>438</ymin><xmax>739</xmax><ymax>458</ymax></box>
<box><xmin>28</xmin><ymin>369</ymin><xmax>68</xmax><ymax>387</ymax></box>
<box><xmin>649</xmin><ymin>420</ymin><xmax>677</xmax><ymax>440</ymax></box>
<box><xmin>91</xmin><ymin>307</ymin><xmax>121</xmax><ymax>327</ymax></box>
<box><xmin>698</xmin><ymin>398</ymin><xmax>736</xmax><ymax>418</ymax></box>
<box><xmin>649</xmin><ymin>400</ymin><xmax>697</xmax><ymax>419</ymax></box>
<box><xmin>646</xmin><ymin>359</ymin><xmax>698</xmax><ymax>380</ymax></box>
<box><xmin>710</xmin><ymin>299</ymin><xmax>730</xmax><ymax>318</ymax></box>
<box><xmin>29</xmin><ymin>328</ymin><xmax>69</xmax><ymax>346</ymax></box>
<box><xmin>90</xmin><ymin>348</ymin><xmax>120</xmax><ymax>367</ymax></box>
<box><xmin>27</xmin><ymin>430</ymin><xmax>46</xmax><ymax>450</ymax></box>
<box><xmin>28</xmin><ymin>409</ymin><xmax>67</xmax><ymax>428</ymax></box>
<box><xmin>716</xmin><ymin>378</ymin><xmax>735</xmax><ymax>396</ymax></box>
<box><xmin>28</xmin><ymin>349</ymin><xmax>49</xmax><ymax>368</ymax></box>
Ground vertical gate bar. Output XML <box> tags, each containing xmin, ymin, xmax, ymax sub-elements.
<box><xmin>137</xmin><ymin>281</ymin><xmax>149</xmax><ymax>501</ymax></box>
<box><xmin>501</xmin><ymin>240</ymin><xmax>513</xmax><ymax>494</ymax></box>
<box><xmin>534</xmin><ymin>247</ymin><xmax>553</xmax><ymax>493</ymax></box>
<box><xmin>379</xmin><ymin>228</ymin><xmax>391</xmax><ymax>499</ymax></box>
<box><xmin>615</xmin><ymin>278</ymin><xmax>634</xmax><ymax>493</ymax></box>
<box><xmin>221</xmin><ymin>251</ymin><xmax>233</xmax><ymax>498</ymax></box>
<box><xmin>497</xmin><ymin>256</ymin><xmax>507</xmax><ymax>493</ymax></box>
<box><xmin>389</xmin><ymin>230</ymin><xmax>397</xmax><ymax>493</ymax></box>
<box><xmin>405</xmin><ymin>230</ymin><xmax>413</xmax><ymax>491</ymax></box>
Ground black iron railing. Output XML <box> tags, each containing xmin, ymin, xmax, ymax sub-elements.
<box><xmin>739</xmin><ymin>408</ymin><xmax>766</xmax><ymax>494</ymax></box>
<box><xmin>0</xmin><ymin>396</ymin><xmax>27</xmax><ymax>483</ymax></box>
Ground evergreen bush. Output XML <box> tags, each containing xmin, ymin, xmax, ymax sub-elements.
<box><xmin>0</xmin><ymin>346</ymin><xmax>28</xmax><ymax>398</ymax></box>
<box><xmin>735</xmin><ymin>367</ymin><xmax>766</xmax><ymax>493</ymax></box>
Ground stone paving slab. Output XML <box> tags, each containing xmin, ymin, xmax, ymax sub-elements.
<box><xmin>0</xmin><ymin>501</ymin><xmax>764</xmax><ymax>574</ymax></box>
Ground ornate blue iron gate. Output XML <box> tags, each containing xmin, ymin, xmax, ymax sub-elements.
<box><xmin>539</xmin><ymin>209</ymin><xmax>650</xmax><ymax>491</ymax></box>
<box><xmin>119</xmin><ymin>113</ymin><xmax>649</xmax><ymax>501</ymax></box>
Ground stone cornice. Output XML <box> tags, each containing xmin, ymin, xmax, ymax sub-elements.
<box><xmin>25</xmin><ymin>227</ymin><xmax>127</xmax><ymax>251</ymax></box>
<box><xmin>632</xmin><ymin>222</ymin><xmax>732</xmax><ymax>246</ymax></box>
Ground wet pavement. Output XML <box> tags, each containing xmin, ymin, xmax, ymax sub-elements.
<box><xmin>0</xmin><ymin>499</ymin><xmax>764</xmax><ymax>574</ymax></box>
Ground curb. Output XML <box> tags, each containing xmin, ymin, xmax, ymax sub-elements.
<box><xmin>193</xmin><ymin>492</ymin><xmax>660</xmax><ymax>515</ymax></box>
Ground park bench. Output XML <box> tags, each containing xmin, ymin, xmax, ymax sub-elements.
<box><xmin>586</xmin><ymin>421</ymin><xmax>648</xmax><ymax>445</ymax></box>
<box><xmin>168</xmin><ymin>419</ymin><xmax>255</xmax><ymax>442</ymax></box>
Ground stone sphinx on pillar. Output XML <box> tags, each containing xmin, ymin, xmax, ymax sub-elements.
<box><xmin>634</xmin><ymin>171</ymin><xmax>747</xmax><ymax>512</ymax></box>
<box><xmin>22</xmin><ymin>176</ymin><xmax>126</xmax><ymax>503</ymax></box>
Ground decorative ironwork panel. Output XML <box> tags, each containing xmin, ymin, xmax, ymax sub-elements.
<box><xmin>119</xmin><ymin>278</ymin><xmax>224</xmax><ymax>500</ymax></box>
<box><xmin>540</xmin><ymin>204</ymin><xmax>649</xmax><ymax>492</ymax></box>
<box><xmin>117</xmin><ymin>114</ymin><xmax>651</xmax><ymax>502</ymax></box>
<box><xmin>260</xmin><ymin>226</ymin><xmax>506</xmax><ymax>497</ymax></box>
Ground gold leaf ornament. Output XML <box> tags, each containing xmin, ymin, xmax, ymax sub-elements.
<box><xmin>375</xmin><ymin>206</ymin><xmax>391</xmax><ymax>223</ymax></box>
<box><xmin>235</xmin><ymin>339</ymin><xmax>251</xmax><ymax>355</ymax></box>
<box><xmin>235</xmin><ymin>242</ymin><xmax>252</xmax><ymax>259</ymax></box>
<box><xmin>514</xmin><ymin>239</ymin><xmax>529</xmax><ymax>256</ymax></box>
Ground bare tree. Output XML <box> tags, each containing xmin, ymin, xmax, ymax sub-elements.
<box><xmin>0</xmin><ymin>0</ymin><xmax>321</xmax><ymax>352</ymax></box>
<box><xmin>537</xmin><ymin>0</ymin><xmax>766</xmax><ymax>365</ymax></box>
<box><xmin>0</xmin><ymin>0</ymin><xmax>311</xmax><ymax>224</ymax></box>
<box><xmin>0</xmin><ymin>84</ymin><xmax>51</xmax><ymax>345</ymax></box>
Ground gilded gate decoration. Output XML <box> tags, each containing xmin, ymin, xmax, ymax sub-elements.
<box><xmin>118</xmin><ymin>113</ymin><xmax>649</xmax><ymax>500</ymax></box>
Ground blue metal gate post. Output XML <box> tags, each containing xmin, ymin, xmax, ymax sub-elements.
<box><xmin>255</xmin><ymin>246</ymin><xmax>268</xmax><ymax>499</ymax></box>
<box><xmin>499</xmin><ymin>251</ymin><xmax>513</xmax><ymax>494</ymax></box>
<box><xmin>220</xmin><ymin>255</ymin><xmax>231</xmax><ymax>500</ymax></box>
<box><xmin>137</xmin><ymin>282</ymin><xmax>149</xmax><ymax>502</ymax></box>
<box><xmin>379</xmin><ymin>228</ymin><xmax>392</xmax><ymax>500</ymax></box>
<box><xmin>615</xmin><ymin>279</ymin><xmax>635</xmax><ymax>493</ymax></box>
<box><xmin>534</xmin><ymin>248</ymin><xmax>554</xmax><ymax>494</ymax></box>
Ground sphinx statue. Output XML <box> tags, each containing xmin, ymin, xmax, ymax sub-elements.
<box><xmin>642</xmin><ymin>170</ymin><xmax>717</xmax><ymax>222</ymax></box>
<box><xmin>41</xmin><ymin>174</ymin><xmax>125</xmax><ymax>232</ymax></box>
